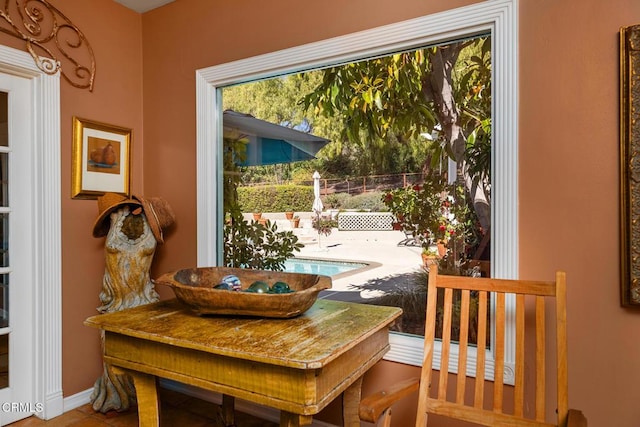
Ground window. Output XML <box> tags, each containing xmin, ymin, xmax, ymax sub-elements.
<box><xmin>196</xmin><ymin>0</ymin><xmax>518</xmax><ymax>383</ymax></box>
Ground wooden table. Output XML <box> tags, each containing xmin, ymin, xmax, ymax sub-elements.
<box><xmin>85</xmin><ymin>298</ymin><xmax>402</xmax><ymax>427</ymax></box>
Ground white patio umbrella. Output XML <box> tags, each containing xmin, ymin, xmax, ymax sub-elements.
<box><xmin>312</xmin><ymin>171</ymin><xmax>324</xmax><ymax>214</ymax></box>
<box><xmin>312</xmin><ymin>171</ymin><xmax>324</xmax><ymax>247</ymax></box>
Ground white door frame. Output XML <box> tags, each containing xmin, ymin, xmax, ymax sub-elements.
<box><xmin>0</xmin><ymin>45</ymin><xmax>62</xmax><ymax>421</ymax></box>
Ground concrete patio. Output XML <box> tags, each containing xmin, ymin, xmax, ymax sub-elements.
<box><xmin>241</xmin><ymin>211</ymin><xmax>427</xmax><ymax>302</ymax></box>
<box><xmin>286</xmin><ymin>217</ymin><xmax>424</xmax><ymax>303</ymax></box>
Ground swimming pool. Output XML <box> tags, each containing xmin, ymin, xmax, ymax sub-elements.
<box><xmin>283</xmin><ymin>258</ymin><xmax>367</xmax><ymax>277</ymax></box>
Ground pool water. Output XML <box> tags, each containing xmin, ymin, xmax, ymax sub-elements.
<box><xmin>283</xmin><ymin>258</ymin><xmax>367</xmax><ymax>277</ymax></box>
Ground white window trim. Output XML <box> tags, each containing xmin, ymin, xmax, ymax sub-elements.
<box><xmin>196</xmin><ymin>0</ymin><xmax>518</xmax><ymax>383</ymax></box>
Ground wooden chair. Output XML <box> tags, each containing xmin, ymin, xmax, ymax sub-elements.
<box><xmin>359</xmin><ymin>265</ymin><xmax>587</xmax><ymax>427</ymax></box>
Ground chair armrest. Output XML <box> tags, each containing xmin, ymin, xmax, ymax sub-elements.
<box><xmin>359</xmin><ymin>377</ymin><xmax>420</xmax><ymax>423</ymax></box>
<box><xmin>567</xmin><ymin>409</ymin><xmax>587</xmax><ymax>427</ymax></box>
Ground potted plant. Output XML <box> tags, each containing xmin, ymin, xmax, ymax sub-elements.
<box><xmin>285</xmin><ymin>211</ymin><xmax>295</xmax><ymax>220</ymax></box>
<box><xmin>421</xmin><ymin>246</ymin><xmax>440</xmax><ymax>267</ymax></box>
<box><xmin>224</xmin><ymin>212</ymin><xmax>303</xmax><ymax>270</ymax></box>
<box><xmin>291</xmin><ymin>215</ymin><xmax>300</xmax><ymax>228</ymax></box>
<box><xmin>252</xmin><ymin>212</ymin><xmax>262</xmax><ymax>221</ymax></box>
<box><xmin>312</xmin><ymin>216</ymin><xmax>336</xmax><ymax>236</ymax></box>
<box><xmin>382</xmin><ymin>176</ymin><xmax>473</xmax><ymax>260</ymax></box>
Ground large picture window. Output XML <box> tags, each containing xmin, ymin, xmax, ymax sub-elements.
<box><xmin>196</xmin><ymin>0</ymin><xmax>518</xmax><ymax>382</ymax></box>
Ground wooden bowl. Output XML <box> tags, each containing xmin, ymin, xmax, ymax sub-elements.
<box><xmin>154</xmin><ymin>267</ymin><xmax>332</xmax><ymax>318</ymax></box>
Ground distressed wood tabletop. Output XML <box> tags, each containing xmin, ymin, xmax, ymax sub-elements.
<box><xmin>85</xmin><ymin>298</ymin><xmax>401</xmax><ymax>369</ymax></box>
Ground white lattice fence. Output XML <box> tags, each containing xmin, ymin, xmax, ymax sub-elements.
<box><xmin>337</xmin><ymin>212</ymin><xmax>394</xmax><ymax>231</ymax></box>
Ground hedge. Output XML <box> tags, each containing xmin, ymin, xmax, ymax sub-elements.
<box><xmin>238</xmin><ymin>185</ymin><xmax>315</xmax><ymax>213</ymax></box>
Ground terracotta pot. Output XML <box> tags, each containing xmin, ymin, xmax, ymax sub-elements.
<box><xmin>252</xmin><ymin>212</ymin><xmax>262</xmax><ymax>221</ymax></box>
<box><xmin>422</xmin><ymin>253</ymin><xmax>438</xmax><ymax>268</ymax></box>
<box><xmin>285</xmin><ymin>211</ymin><xmax>294</xmax><ymax>220</ymax></box>
<box><xmin>291</xmin><ymin>218</ymin><xmax>300</xmax><ymax>228</ymax></box>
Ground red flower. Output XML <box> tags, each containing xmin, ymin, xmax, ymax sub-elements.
<box><xmin>413</xmin><ymin>184</ymin><xmax>421</xmax><ymax>191</ymax></box>
<box><xmin>439</xmin><ymin>224</ymin><xmax>446</xmax><ymax>231</ymax></box>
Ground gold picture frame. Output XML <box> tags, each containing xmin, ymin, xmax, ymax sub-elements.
<box><xmin>71</xmin><ymin>117</ymin><xmax>131</xmax><ymax>199</ymax></box>
<box><xmin>620</xmin><ymin>24</ymin><xmax>640</xmax><ymax>306</ymax></box>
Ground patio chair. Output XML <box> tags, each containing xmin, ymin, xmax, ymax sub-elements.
<box><xmin>396</xmin><ymin>229</ymin><xmax>421</xmax><ymax>247</ymax></box>
<box><xmin>359</xmin><ymin>265</ymin><xmax>587</xmax><ymax>427</ymax></box>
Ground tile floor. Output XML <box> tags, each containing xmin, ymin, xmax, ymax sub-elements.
<box><xmin>8</xmin><ymin>388</ymin><xmax>278</xmax><ymax>427</ymax></box>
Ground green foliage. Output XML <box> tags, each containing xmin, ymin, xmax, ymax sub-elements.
<box><xmin>224</xmin><ymin>217</ymin><xmax>303</xmax><ymax>270</ymax></box>
<box><xmin>323</xmin><ymin>193</ymin><xmax>351</xmax><ymax>209</ymax></box>
<box><xmin>223</xmin><ymin>136</ymin><xmax>247</xmax><ymax>218</ymax></box>
<box><xmin>300</xmin><ymin>37</ymin><xmax>492</xmax><ymax>217</ymax></box>
<box><xmin>237</xmin><ymin>185</ymin><xmax>314</xmax><ymax>213</ymax></box>
<box><xmin>289</xmin><ymin>163</ymin><xmax>321</xmax><ymax>184</ymax></box>
<box><xmin>339</xmin><ymin>191</ymin><xmax>387</xmax><ymax>211</ymax></box>
<box><xmin>312</xmin><ymin>216</ymin><xmax>336</xmax><ymax>236</ymax></box>
<box><xmin>222</xmin><ymin>65</ymin><xmax>430</xmax><ymax>180</ymax></box>
<box><xmin>381</xmin><ymin>176</ymin><xmax>474</xmax><ymax>250</ymax></box>
<box><xmin>301</xmin><ymin>50</ymin><xmax>436</xmax><ymax>145</ymax></box>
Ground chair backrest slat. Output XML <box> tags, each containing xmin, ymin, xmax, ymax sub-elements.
<box><xmin>474</xmin><ymin>290</ymin><xmax>488</xmax><ymax>409</ymax></box>
<box><xmin>455</xmin><ymin>290</ymin><xmax>471</xmax><ymax>404</ymax></box>
<box><xmin>435</xmin><ymin>275</ymin><xmax>556</xmax><ymax>296</ymax></box>
<box><xmin>535</xmin><ymin>295</ymin><xmax>546</xmax><ymax>421</ymax></box>
<box><xmin>438</xmin><ymin>288</ymin><xmax>454</xmax><ymax>400</ymax></box>
<box><xmin>422</xmin><ymin>266</ymin><xmax>568</xmax><ymax>427</ymax></box>
<box><xmin>514</xmin><ymin>294</ymin><xmax>526</xmax><ymax>417</ymax></box>
<box><xmin>493</xmin><ymin>292</ymin><xmax>506</xmax><ymax>412</ymax></box>
<box><xmin>556</xmin><ymin>272</ymin><xmax>568</xmax><ymax>425</ymax></box>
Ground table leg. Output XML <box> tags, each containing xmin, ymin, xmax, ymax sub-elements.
<box><xmin>280</xmin><ymin>411</ymin><xmax>313</xmax><ymax>427</ymax></box>
<box><xmin>342</xmin><ymin>376</ymin><xmax>363</xmax><ymax>427</ymax></box>
<box><xmin>128</xmin><ymin>371</ymin><xmax>161</xmax><ymax>427</ymax></box>
<box><xmin>221</xmin><ymin>394</ymin><xmax>235</xmax><ymax>426</ymax></box>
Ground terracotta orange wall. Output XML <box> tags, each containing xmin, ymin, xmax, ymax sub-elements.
<box><xmin>140</xmin><ymin>1</ymin><xmax>640</xmax><ymax>426</ymax></box>
<box><xmin>0</xmin><ymin>0</ymin><xmax>145</xmax><ymax>395</ymax></box>
<box><xmin>57</xmin><ymin>0</ymin><xmax>145</xmax><ymax>395</ymax></box>
<box><xmin>518</xmin><ymin>1</ymin><xmax>640</xmax><ymax>426</ymax></box>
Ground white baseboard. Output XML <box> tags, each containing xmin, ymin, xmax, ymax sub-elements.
<box><xmin>62</xmin><ymin>382</ymin><xmax>338</xmax><ymax>427</ymax></box>
<box><xmin>62</xmin><ymin>388</ymin><xmax>93</xmax><ymax>413</ymax></box>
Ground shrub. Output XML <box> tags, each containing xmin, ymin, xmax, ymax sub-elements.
<box><xmin>238</xmin><ymin>185</ymin><xmax>314</xmax><ymax>212</ymax></box>
<box><xmin>381</xmin><ymin>178</ymin><xmax>474</xmax><ymax>251</ymax></box>
<box><xmin>340</xmin><ymin>191</ymin><xmax>387</xmax><ymax>211</ymax></box>
<box><xmin>323</xmin><ymin>192</ymin><xmax>351</xmax><ymax>209</ymax></box>
<box><xmin>224</xmin><ymin>215</ymin><xmax>303</xmax><ymax>270</ymax></box>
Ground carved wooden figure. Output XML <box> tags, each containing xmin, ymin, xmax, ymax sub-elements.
<box><xmin>89</xmin><ymin>193</ymin><xmax>174</xmax><ymax>413</ymax></box>
<box><xmin>98</xmin><ymin>206</ymin><xmax>159</xmax><ymax>313</ymax></box>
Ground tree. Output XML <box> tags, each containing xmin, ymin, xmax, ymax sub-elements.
<box><xmin>222</xmin><ymin>69</ymin><xmax>430</xmax><ymax>180</ymax></box>
<box><xmin>300</xmin><ymin>37</ymin><xmax>491</xmax><ymax>229</ymax></box>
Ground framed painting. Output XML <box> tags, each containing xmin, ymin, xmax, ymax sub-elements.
<box><xmin>620</xmin><ymin>24</ymin><xmax>640</xmax><ymax>307</ymax></box>
<box><xmin>71</xmin><ymin>117</ymin><xmax>131</xmax><ymax>199</ymax></box>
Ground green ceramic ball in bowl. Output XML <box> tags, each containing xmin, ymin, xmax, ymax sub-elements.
<box><xmin>154</xmin><ymin>267</ymin><xmax>332</xmax><ymax>318</ymax></box>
